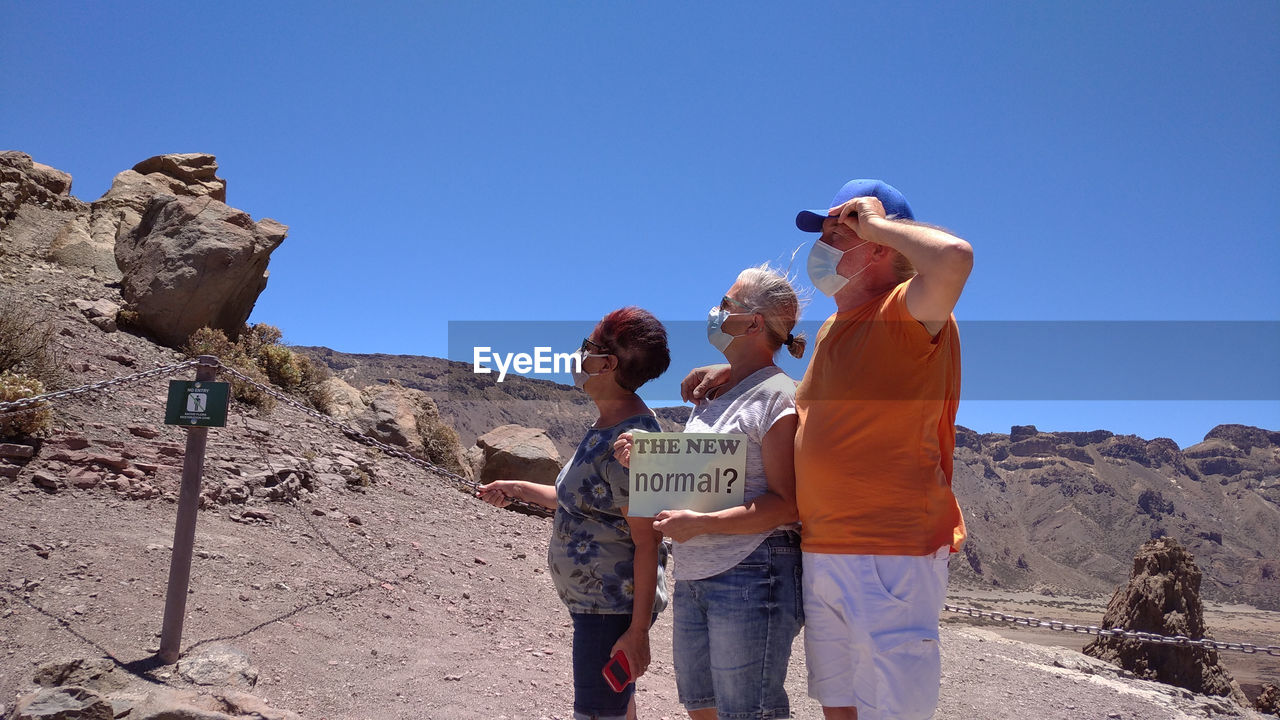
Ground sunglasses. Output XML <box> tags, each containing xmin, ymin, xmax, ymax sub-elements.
<box><xmin>580</xmin><ymin>337</ymin><xmax>611</xmax><ymax>356</ymax></box>
<box><xmin>719</xmin><ymin>295</ymin><xmax>757</xmax><ymax>313</ymax></box>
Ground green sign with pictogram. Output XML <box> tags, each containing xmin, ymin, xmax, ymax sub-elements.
<box><xmin>164</xmin><ymin>380</ymin><xmax>230</xmax><ymax>427</ymax></box>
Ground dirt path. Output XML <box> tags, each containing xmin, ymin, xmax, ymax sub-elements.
<box><xmin>3</xmin><ymin>458</ymin><xmax>1273</xmax><ymax>719</ymax></box>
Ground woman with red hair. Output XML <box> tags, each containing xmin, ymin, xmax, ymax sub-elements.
<box><xmin>479</xmin><ymin>306</ymin><xmax>671</xmax><ymax>720</ymax></box>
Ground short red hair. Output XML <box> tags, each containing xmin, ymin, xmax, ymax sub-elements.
<box><xmin>595</xmin><ymin>307</ymin><xmax>670</xmax><ymax>392</ymax></box>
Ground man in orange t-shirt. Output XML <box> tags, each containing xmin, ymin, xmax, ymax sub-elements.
<box><xmin>794</xmin><ymin>179</ymin><xmax>970</xmax><ymax>720</ymax></box>
<box><xmin>685</xmin><ymin>179</ymin><xmax>972</xmax><ymax>720</ymax></box>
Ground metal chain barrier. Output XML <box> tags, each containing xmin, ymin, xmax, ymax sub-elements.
<box><xmin>0</xmin><ymin>359</ymin><xmax>204</xmax><ymax>420</ymax></box>
<box><xmin>217</xmin><ymin>365</ymin><xmax>554</xmax><ymax>518</ymax></box>
<box><xmin>0</xmin><ymin>353</ymin><xmax>549</xmax><ymax>512</ymax></box>
<box><xmin>943</xmin><ymin>603</ymin><xmax>1280</xmax><ymax>656</ymax></box>
<box><xmin>237</xmin><ymin>411</ymin><xmax>419</xmax><ymax>587</ymax></box>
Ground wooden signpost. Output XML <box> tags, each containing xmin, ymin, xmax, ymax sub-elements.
<box><xmin>158</xmin><ymin>356</ymin><xmax>228</xmax><ymax>664</ymax></box>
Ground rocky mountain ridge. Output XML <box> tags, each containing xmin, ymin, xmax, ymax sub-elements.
<box><xmin>949</xmin><ymin>422</ymin><xmax>1279</xmax><ymax>610</ymax></box>
<box><xmin>296</xmin><ymin>346</ymin><xmax>688</xmax><ymax>458</ymax></box>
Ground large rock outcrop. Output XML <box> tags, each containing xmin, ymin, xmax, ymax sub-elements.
<box><xmin>331</xmin><ymin>382</ymin><xmax>469</xmax><ymax>477</ymax></box>
<box><xmin>2</xmin><ymin>151</ymin><xmax>270</xmax><ymax>285</ymax></box>
<box><xmin>115</xmin><ymin>193</ymin><xmax>286</xmax><ymax>348</ymax></box>
<box><xmin>1083</xmin><ymin>537</ymin><xmax>1249</xmax><ymax>705</ymax></box>
<box><xmin>0</xmin><ymin>152</ymin><xmax>78</xmax><ymax>227</ymax></box>
<box><xmin>79</xmin><ymin>154</ymin><xmax>227</xmax><ymax>279</ymax></box>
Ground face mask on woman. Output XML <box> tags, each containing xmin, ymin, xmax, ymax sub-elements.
<box><xmin>706</xmin><ymin>306</ymin><xmax>753</xmax><ymax>353</ymax></box>
<box><xmin>570</xmin><ymin>348</ymin><xmax>610</xmax><ymax>388</ymax></box>
<box><xmin>807</xmin><ymin>239</ymin><xmax>871</xmax><ymax>296</ymax></box>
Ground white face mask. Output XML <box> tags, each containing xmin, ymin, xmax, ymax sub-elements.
<box><xmin>570</xmin><ymin>348</ymin><xmax>609</xmax><ymax>388</ymax></box>
<box><xmin>706</xmin><ymin>306</ymin><xmax>753</xmax><ymax>354</ymax></box>
<box><xmin>807</xmin><ymin>239</ymin><xmax>871</xmax><ymax>296</ymax></box>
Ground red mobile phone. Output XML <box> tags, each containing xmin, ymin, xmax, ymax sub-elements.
<box><xmin>602</xmin><ymin>650</ymin><xmax>632</xmax><ymax>692</ymax></box>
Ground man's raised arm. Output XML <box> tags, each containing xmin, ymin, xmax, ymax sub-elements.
<box><xmin>834</xmin><ymin>196</ymin><xmax>973</xmax><ymax>336</ymax></box>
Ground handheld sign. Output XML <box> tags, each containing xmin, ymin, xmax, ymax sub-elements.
<box><xmin>627</xmin><ymin>432</ymin><xmax>746</xmax><ymax>518</ymax></box>
<box><xmin>164</xmin><ymin>380</ymin><xmax>230</xmax><ymax>427</ymax></box>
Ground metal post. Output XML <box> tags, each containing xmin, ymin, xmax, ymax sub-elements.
<box><xmin>158</xmin><ymin>356</ymin><xmax>218</xmax><ymax>664</ymax></box>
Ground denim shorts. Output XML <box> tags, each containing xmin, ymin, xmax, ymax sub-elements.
<box><xmin>570</xmin><ymin>612</ymin><xmax>658</xmax><ymax>720</ymax></box>
<box><xmin>672</xmin><ymin>530</ymin><xmax>804</xmax><ymax>719</ymax></box>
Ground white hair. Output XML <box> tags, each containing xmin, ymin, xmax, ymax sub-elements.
<box><xmin>734</xmin><ymin>263</ymin><xmax>808</xmax><ymax>359</ymax></box>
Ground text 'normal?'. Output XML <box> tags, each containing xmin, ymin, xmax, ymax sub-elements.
<box><xmin>627</xmin><ymin>431</ymin><xmax>747</xmax><ymax>517</ymax></box>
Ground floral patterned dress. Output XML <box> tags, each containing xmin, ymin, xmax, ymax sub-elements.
<box><xmin>547</xmin><ymin>413</ymin><xmax>668</xmax><ymax>615</ymax></box>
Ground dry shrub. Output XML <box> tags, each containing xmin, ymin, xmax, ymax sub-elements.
<box><xmin>115</xmin><ymin>309</ymin><xmax>141</xmax><ymax>331</ymax></box>
<box><xmin>182</xmin><ymin>324</ymin><xmax>332</xmax><ymax>414</ymax></box>
<box><xmin>0</xmin><ymin>300</ymin><xmax>62</xmax><ymax>386</ymax></box>
<box><xmin>183</xmin><ymin>326</ymin><xmax>239</xmax><ymax>361</ymax></box>
<box><xmin>238</xmin><ymin>323</ymin><xmax>284</xmax><ymax>358</ymax></box>
<box><xmin>260</xmin><ymin>345</ymin><xmax>303</xmax><ymax>388</ymax></box>
<box><xmin>418</xmin><ymin>411</ymin><xmax>465</xmax><ymax>475</ymax></box>
<box><xmin>296</xmin><ymin>354</ymin><xmax>334</xmax><ymax>415</ymax></box>
<box><xmin>0</xmin><ymin>371</ymin><xmax>52</xmax><ymax>439</ymax></box>
<box><xmin>183</xmin><ymin>327</ymin><xmax>276</xmax><ymax>411</ymax></box>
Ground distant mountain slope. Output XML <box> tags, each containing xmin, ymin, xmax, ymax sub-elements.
<box><xmin>295</xmin><ymin>346</ymin><xmax>688</xmax><ymax>457</ymax></box>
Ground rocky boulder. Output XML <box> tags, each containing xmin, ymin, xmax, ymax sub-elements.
<box><xmin>0</xmin><ymin>151</ymin><xmax>80</xmax><ymax>229</ymax></box>
<box><xmin>1184</xmin><ymin>438</ymin><xmax>1245</xmax><ymax>460</ymax></box>
<box><xmin>1257</xmin><ymin>683</ymin><xmax>1280</xmax><ymax>715</ymax></box>
<box><xmin>345</xmin><ymin>383</ymin><xmax>468</xmax><ymax>476</ymax></box>
<box><xmin>1055</xmin><ymin>429</ymin><xmax>1115</xmax><ymax>447</ymax></box>
<box><xmin>470</xmin><ymin>424</ymin><xmax>562</xmax><ymax>486</ymax></box>
<box><xmin>1010</xmin><ymin>435</ymin><xmax>1057</xmax><ymax>457</ymax></box>
<box><xmin>177</xmin><ymin>644</ymin><xmax>259</xmax><ymax>688</ymax></box>
<box><xmin>1097</xmin><ymin>434</ymin><xmax>1159</xmax><ymax>467</ymax></box>
<box><xmin>53</xmin><ymin>154</ymin><xmax>229</xmax><ymax>281</ymax></box>
<box><xmin>45</xmin><ymin>212</ymin><xmax>118</xmax><ymax>278</ymax></box>
<box><xmin>13</xmin><ymin>686</ymin><xmax>114</xmax><ymax>720</ymax></box>
<box><xmin>954</xmin><ymin>425</ymin><xmax>982</xmax><ymax>452</ymax></box>
<box><xmin>1185</xmin><ymin>425</ymin><xmax>1280</xmax><ymax>485</ymax></box>
<box><xmin>321</xmin><ymin>376</ymin><xmax>367</xmax><ymax>422</ymax></box>
<box><xmin>0</xmin><ymin>151</ymin><xmax>72</xmax><ymax>197</ymax></box>
<box><xmin>82</xmin><ymin>166</ymin><xmax>181</xmax><ymax>277</ymax></box>
<box><xmin>16</xmin><ymin>652</ymin><xmax>300</xmax><ymax>720</ymax></box>
<box><xmin>1083</xmin><ymin>537</ymin><xmax>1248</xmax><ymax>705</ymax></box>
<box><xmin>361</xmin><ymin>384</ymin><xmax>431</xmax><ymax>453</ymax></box>
<box><xmin>1144</xmin><ymin>437</ymin><xmax>1188</xmax><ymax>471</ymax></box>
<box><xmin>132</xmin><ymin>153</ymin><xmax>227</xmax><ymax>201</ymax></box>
<box><xmin>33</xmin><ymin>658</ymin><xmax>129</xmax><ymax>694</ymax></box>
<box><xmin>3</xmin><ymin>152</ymin><xmax>241</xmax><ymax>282</ymax></box>
<box><xmin>115</xmin><ymin>193</ymin><xmax>286</xmax><ymax>348</ymax></box>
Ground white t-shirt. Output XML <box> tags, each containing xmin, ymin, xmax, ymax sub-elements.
<box><xmin>672</xmin><ymin>365</ymin><xmax>798</xmax><ymax>580</ymax></box>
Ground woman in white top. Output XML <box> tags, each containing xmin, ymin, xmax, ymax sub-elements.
<box><xmin>615</xmin><ymin>264</ymin><xmax>806</xmax><ymax>720</ymax></box>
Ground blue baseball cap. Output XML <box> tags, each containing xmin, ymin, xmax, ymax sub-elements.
<box><xmin>795</xmin><ymin>179</ymin><xmax>915</xmax><ymax>232</ymax></box>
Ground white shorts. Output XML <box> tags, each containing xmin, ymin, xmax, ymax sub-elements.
<box><xmin>802</xmin><ymin>548</ymin><xmax>950</xmax><ymax>719</ymax></box>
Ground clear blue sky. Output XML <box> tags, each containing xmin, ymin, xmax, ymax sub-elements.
<box><xmin>4</xmin><ymin>2</ymin><xmax>1277</xmax><ymax>448</ymax></box>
